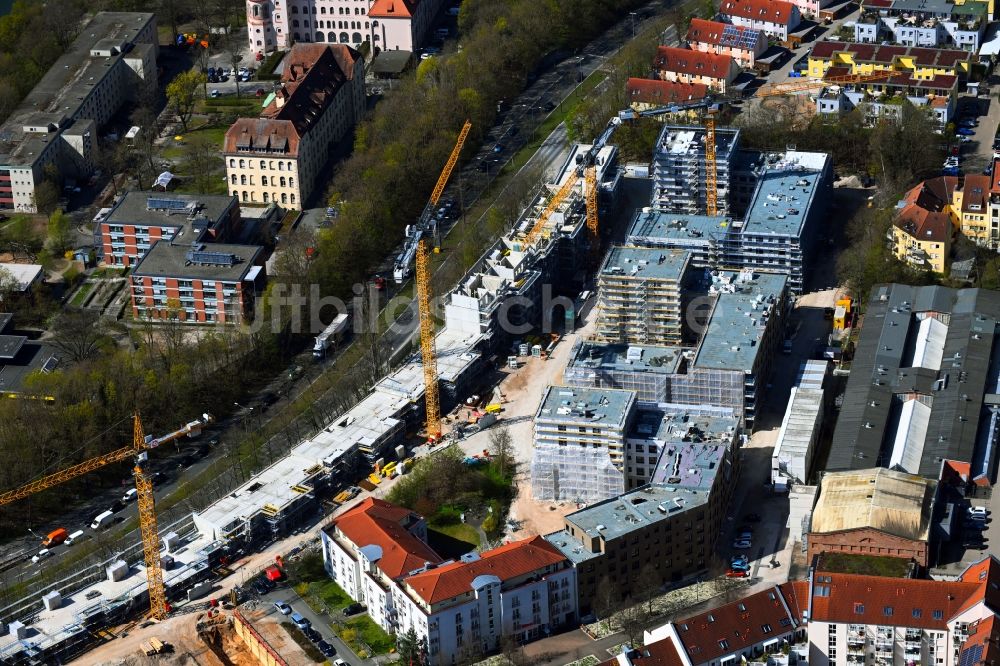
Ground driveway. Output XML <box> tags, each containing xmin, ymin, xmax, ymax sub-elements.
<box><xmin>258</xmin><ymin>585</ymin><xmax>368</xmax><ymax>666</ymax></box>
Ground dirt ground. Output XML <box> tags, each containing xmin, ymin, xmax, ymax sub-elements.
<box><xmin>86</xmin><ymin>612</ymin><xmax>256</xmax><ymax>666</ymax></box>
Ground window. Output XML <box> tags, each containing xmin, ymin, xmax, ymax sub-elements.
<box><xmin>761</xmin><ymin>624</ymin><xmax>772</xmax><ymax>633</ymax></box>
<box><xmin>933</xmin><ymin>610</ymin><xmax>943</xmax><ymax>620</ymax></box>
<box><xmin>718</xmin><ymin>639</ymin><xmax>728</xmax><ymax>650</ymax></box>
<box><xmin>883</xmin><ymin>606</ymin><xmax>893</xmax><ymax>617</ymax></box>
<box><xmin>239</xmin><ymin>159</ymin><xmax>245</xmax><ymax>168</ymax></box>
<box><xmin>262</xmin><ymin>176</ymin><xmax>268</xmax><ymax>186</ymax></box>
<box><xmin>854</xmin><ymin>603</ymin><xmax>864</xmax><ymax>614</ymax></box>
<box><xmin>280</xmin><ymin>176</ymin><xmax>287</xmax><ymax>187</ymax></box>
<box><xmin>913</xmin><ymin>609</ymin><xmax>922</xmax><ymax>619</ymax></box>
<box><xmin>289</xmin><ymin>177</ymin><xmax>294</xmax><ymax>187</ymax></box>
<box><xmin>229</xmin><ymin>158</ymin><xmax>235</xmax><ymax>167</ymax></box>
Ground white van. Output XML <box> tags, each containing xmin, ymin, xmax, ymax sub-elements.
<box><xmin>64</xmin><ymin>530</ymin><xmax>86</xmax><ymax>546</ymax></box>
<box><xmin>91</xmin><ymin>510</ymin><xmax>115</xmax><ymax>530</ymax></box>
<box><xmin>122</xmin><ymin>488</ymin><xmax>138</xmax><ymax>503</ymax></box>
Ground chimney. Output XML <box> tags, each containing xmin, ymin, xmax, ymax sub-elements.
<box><xmin>274</xmin><ymin>86</ymin><xmax>287</xmax><ymax>109</ymax></box>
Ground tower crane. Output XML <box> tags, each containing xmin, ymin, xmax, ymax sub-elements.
<box><xmin>0</xmin><ymin>413</ymin><xmax>213</xmax><ymax>620</ymax></box>
<box><xmin>394</xmin><ymin>120</ymin><xmax>473</xmax><ymax>283</ymax></box>
<box><xmin>412</xmin><ymin>121</ymin><xmax>472</xmax><ymax>440</ymax></box>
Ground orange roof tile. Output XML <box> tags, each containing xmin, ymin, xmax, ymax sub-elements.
<box><xmin>720</xmin><ymin>0</ymin><xmax>797</xmax><ymax>25</ymax></box>
<box><xmin>958</xmin><ymin>616</ymin><xmax>1000</xmax><ymax>665</ymax></box>
<box><xmin>962</xmin><ymin>175</ymin><xmax>990</xmax><ymax>214</ymax></box>
<box><xmin>369</xmin><ymin>0</ymin><xmax>417</xmax><ymax>18</ymax></box>
<box><xmin>653</xmin><ymin>46</ymin><xmax>735</xmax><ymax>80</ymax></box>
<box><xmin>991</xmin><ymin>158</ymin><xmax>1000</xmax><ymax>195</ymax></box>
<box><xmin>686</xmin><ymin>18</ymin><xmax>763</xmax><ymax>50</ymax></box>
<box><xmin>894</xmin><ymin>177</ymin><xmax>957</xmax><ymax>244</ymax></box>
<box><xmin>597</xmin><ymin>638</ymin><xmax>685</xmax><ymax>666</ymax></box>
<box><xmin>626</xmin><ymin>78</ymin><xmax>709</xmax><ymax>105</ymax></box>
<box><xmin>956</xmin><ymin>555</ymin><xmax>1000</xmax><ymax>613</ymax></box>
<box><xmin>328</xmin><ymin>498</ymin><xmax>443</xmax><ymax>579</ymax></box>
<box><xmin>809</xmin><ymin>573</ymin><xmax>980</xmax><ymax>629</ymax></box>
<box><xmin>674</xmin><ymin>585</ymin><xmax>801</xmax><ymax>663</ymax></box>
<box><xmin>404</xmin><ymin>536</ymin><xmax>567</xmax><ymax>604</ymax></box>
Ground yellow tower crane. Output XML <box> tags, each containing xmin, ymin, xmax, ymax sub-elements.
<box><xmin>415</xmin><ymin>121</ymin><xmax>472</xmax><ymax>441</ymax></box>
<box><xmin>0</xmin><ymin>413</ymin><xmax>213</xmax><ymax>619</ymax></box>
<box><xmin>585</xmin><ymin>166</ymin><xmax>599</xmax><ymax>264</ymax></box>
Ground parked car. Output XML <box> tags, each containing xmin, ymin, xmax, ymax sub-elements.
<box><xmin>968</xmin><ymin>506</ymin><xmax>988</xmax><ymax>517</ymax></box>
<box><xmin>960</xmin><ymin>136</ymin><xmax>974</xmax><ymax>143</ymax></box>
<box><xmin>122</xmin><ymin>488</ymin><xmax>139</xmax><ymax>503</ymax></box>
<box><xmin>251</xmin><ymin>579</ymin><xmax>271</xmax><ymax>596</ymax></box>
<box><xmin>210</xmin><ymin>89</ymin><xmax>221</xmax><ymax>98</ymax></box>
<box><xmin>959</xmin><ymin>118</ymin><xmax>978</xmax><ymax>127</ymax></box>
<box><xmin>726</xmin><ymin>569</ymin><xmax>750</xmax><ymax>578</ymax></box>
<box><xmin>317</xmin><ymin>640</ymin><xmax>336</xmax><ymax>657</ymax></box>
<box><xmin>344</xmin><ymin>602</ymin><xmax>365</xmax><ymax>616</ymax></box>
<box><xmin>957</xmin><ymin>127</ymin><xmax>975</xmax><ymax>136</ymax></box>
<box><xmin>304</xmin><ymin>627</ymin><xmax>321</xmax><ymax>642</ymax></box>
<box><xmin>109</xmin><ymin>499</ymin><xmax>126</xmax><ymax>513</ymax></box>
<box><xmin>732</xmin><ymin>539</ymin><xmax>752</xmax><ymax>549</ymax></box>
<box><xmin>31</xmin><ymin>549</ymin><xmax>52</xmax><ymax>564</ymax></box>
<box><xmin>493</xmin><ymin>143</ymin><xmax>504</xmax><ymax>153</ymax></box>
<box><xmin>177</xmin><ymin>455</ymin><xmax>196</xmax><ymax>469</ymax></box>
<box><xmin>274</xmin><ymin>601</ymin><xmax>292</xmax><ymax>615</ymax></box>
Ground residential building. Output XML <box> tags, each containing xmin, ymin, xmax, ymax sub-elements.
<box><xmin>626</xmin><ymin>210</ymin><xmax>735</xmax><ymax>268</ymax></box>
<box><xmin>0</xmin><ymin>12</ymin><xmax>157</xmax><ymax>212</ymax></box>
<box><xmin>807</xmin><ymin>41</ymin><xmax>973</xmax><ymax>80</ymax></box>
<box><xmin>530</xmin><ymin>386</ymin><xmax>638</xmax><ymax>503</ymax></box>
<box><xmin>815</xmin><ymin>75</ymin><xmax>958</xmax><ymax>126</ymax></box>
<box><xmin>224</xmin><ymin>43</ymin><xmax>365</xmax><ymax>210</ymax></box>
<box><xmin>544</xmin><ymin>455</ymin><xmax>734</xmax><ymax>615</ymax></box>
<box><xmin>130</xmin><ymin>242</ymin><xmax>266</xmax><ymax>324</ymax></box>
<box><xmin>0</xmin><ymin>313</ymin><xmax>59</xmax><ymax>401</ymax></box>
<box><xmin>0</xmin><ymin>264</ymin><xmax>43</xmax><ymax>295</ymax></box>
<box><xmin>685</xmin><ymin>18</ymin><xmax>767</xmax><ymax>68</ymax></box>
<box><xmin>652</xmin><ymin>46</ymin><xmax>740</xmax><ymax>94</ymax></box>
<box><xmin>807</xmin><ymin>468</ymin><xmax>937</xmax><ymax>568</ymax></box>
<box><xmin>955</xmin><ymin>174</ymin><xmax>992</xmax><ymax>249</ymax></box>
<box><xmin>652</xmin><ymin>125</ymin><xmax>741</xmax><ymax>216</ymax></box>
<box><xmin>624</xmin><ymin>78</ymin><xmax>709</xmax><ymax>116</ymax></box>
<box><xmin>321</xmin><ymin>498</ymin><xmax>578</xmax><ymax>666</ymax></box>
<box><xmin>719</xmin><ymin>0</ymin><xmax>802</xmax><ymax>41</ymax></box>
<box><xmin>771</xmin><ymin>360</ymin><xmax>828</xmax><ymax>490</ymax></box>
<box><xmin>245</xmin><ymin>0</ymin><xmax>446</xmax><ymax>56</ymax></box>
<box><xmin>98</xmin><ymin>192</ymin><xmax>241</xmax><ymax>268</ymax></box>
<box><xmin>890</xmin><ymin>177</ymin><xmax>958</xmax><ymax>274</ymax></box>
<box><xmin>828</xmin><ymin>284</ymin><xmax>1000</xmax><ymax>483</ymax></box>
<box><xmin>854</xmin><ymin>0</ymin><xmax>987</xmax><ymax>52</ymax></box>
<box><xmin>595</xmin><ymin>247</ymin><xmax>691</xmax><ymax>345</ymax></box>
<box><xmin>564</xmin><ymin>342</ymin><xmax>695</xmax><ymax>405</ymax></box>
<box><xmin>638</xmin><ymin>583</ymin><xmax>808</xmax><ymax>666</ymax></box>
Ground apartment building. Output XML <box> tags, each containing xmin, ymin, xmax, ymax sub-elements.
<box><xmin>130</xmin><ymin>242</ymin><xmax>266</xmax><ymax>324</ymax></box>
<box><xmin>685</xmin><ymin>19</ymin><xmax>767</xmax><ymax>68</ymax></box>
<box><xmin>321</xmin><ymin>498</ymin><xmax>578</xmax><ymax>666</ymax></box>
<box><xmin>595</xmin><ymin>247</ymin><xmax>691</xmax><ymax>345</ymax></box>
<box><xmin>719</xmin><ymin>0</ymin><xmax>802</xmax><ymax>41</ymax></box>
<box><xmin>955</xmin><ymin>174</ymin><xmax>991</xmax><ymax>249</ymax></box>
<box><xmin>652</xmin><ymin>125</ymin><xmax>741</xmax><ymax>216</ymax></box>
<box><xmin>890</xmin><ymin>177</ymin><xmax>957</xmax><ymax>274</ymax></box>
<box><xmin>531</xmin><ymin>386</ymin><xmax>638</xmax><ymax>503</ymax></box>
<box><xmin>624</xmin><ymin>78</ymin><xmax>709</xmax><ymax>115</ymax></box>
<box><xmin>544</xmin><ymin>444</ymin><xmax>735</xmax><ymax>614</ymax></box>
<box><xmin>98</xmin><ymin>192</ymin><xmax>241</xmax><ymax>268</ymax></box>
<box><xmin>829</xmin><ymin>284</ymin><xmax>1000</xmax><ymax>483</ymax></box>
<box><xmin>652</xmin><ymin>46</ymin><xmax>740</xmax><ymax>94</ymax></box>
<box><xmin>807</xmin><ymin>41</ymin><xmax>972</xmax><ymax>80</ymax></box>
<box><xmin>854</xmin><ymin>0</ymin><xmax>987</xmax><ymax>52</ymax></box>
<box><xmin>0</xmin><ymin>13</ymin><xmax>157</xmax><ymax>212</ymax></box>
<box><xmin>807</xmin><ymin>468</ymin><xmax>937</xmax><ymax>568</ymax></box>
<box><xmin>224</xmin><ymin>44</ymin><xmax>364</xmax><ymax>210</ymax></box>
<box><xmin>815</xmin><ymin>74</ymin><xmax>958</xmax><ymax>126</ymax></box>
<box><xmin>245</xmin><ymin>0</ymin><xmax>444</xmax><ymax>56</ymax></box>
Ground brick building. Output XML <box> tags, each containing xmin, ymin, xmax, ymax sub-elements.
<box><xmin>807</xmin><ymin>468</ymin><xmax>937</xmax><ymax>568</ymax></box>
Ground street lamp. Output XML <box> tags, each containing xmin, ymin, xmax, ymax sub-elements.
<box><xmin>630</xmin><ymin>12</ymin><xmax>638</xmax><ymax>39</ymax></box>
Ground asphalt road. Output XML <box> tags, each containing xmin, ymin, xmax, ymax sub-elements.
<box><xmin>257</xmin><ymin>584</ymin><xmax>364</xmax><ymax>666</ymax></box>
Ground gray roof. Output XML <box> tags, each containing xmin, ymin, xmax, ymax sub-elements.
<box><xmin>132</xmin><ymin>242</ymin><xmax>263</xmax><ymax>282</ymax></box>
<box><xmin>627</xmin><ymin>209</ymin><xmax>732</xmax><ymax>243</ymax></box>
<box><xmin>0</xmin><ymin>12</ymin><xmax>156</xmax><ymax>168</ymax></box>
<box><xmin>105</xmin><ymin>191</ymin><xmax>238</xmax><ymax>241</ymax></box>
<box><xmin>569</xmin><ymin>341</ymin><xmax>689</xmax><ymax>375</ymax></box>
<box><xmin>693</xmin><ymin>271</ymin><xmax>788</xmax><ymax>373</ymax></box>
<box><xmin>828</xmin><ymin>284</ymin><xmax>1000</xmax><ymax>479</ymax></box>
<box><xmin>741</xmin><ymin>151</ymin><xmax>830</xmax><ymax>238</ymax></box>
<box><xmin>0</xmin><ymin>341</ymin><xmax>58</xmax><ymax>394</ymax></box>
<box><xmin>599</xmin><ymin>246</ymin><xmax>690</xmax><ymax>282</ymax></box>
<box><xmin>535</xmin><ymin>385</ymin><xmax>637</xmax><ymax>430</ymax></box>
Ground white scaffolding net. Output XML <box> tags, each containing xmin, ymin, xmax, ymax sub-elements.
<box><xmin>530</xmin><ymin>441</ymin><xmax>625</xmax><ymax>504</ymax></box>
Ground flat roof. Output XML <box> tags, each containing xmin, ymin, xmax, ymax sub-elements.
<box><xmin>599</xmin><ymin>246</ymin><xmax>690</xmax><ymax>282</ymax></box>
<box><xmin>105</xmin><ymin>191</ymin><xmax>237</xmax><ymax>235</ymax></box>
<box><xmin>0</xmin><ymin>263</ymin><xmax>43</xmax><ymax>291</ymax></box>
<box><xmin>543</xmin><ymin>530</ymin><xmax>602</xmax><ymax>564</ymax></box>
<box><xmin>0</xmin><ymin>341</ymin><xmax>58</xmax><ymax>394</ymax></box>
<box><xmin>632</xmin><ymin>408</ymin><xmax>740</xmax><ymax>452</ymax></box>
<box><xmin>536</xmin><ymin>385</ymin><xmax>636</xmax><ymax>429</ymax></box>
<box><xmin>627</xmin><ymin>209</ymin><xmax>732</xmax><ymax>243</ymax></box>
<box><xmin>560</xmin><ymin>482</ymin><xmax>714</xmax><ymax>543</ymax></box>
<box><xmin>693</xmin><ymin>271</ymin><xmax>788</xmax><ymax>373</ymax></box>
<box><xmin>569</xmin><ymin>340</ymin><xmax>688</xmax><ymax>375</ymax></box>
<box><xmin>0</xmin><ymin>12</ymin><xmax>156</xmax><ymax>168</ymax></box>
<box><xmin>649</xmin><ymin>441</ymin><xmax>728</xmax><ymax>488</ymax></box>
<box><xmin>0</xmin><ymin>335</ymin><xmax>26</xmax><ymax>360</ymax></box>
<box><xmin>771</xmin><ymin>386</ymin><xmax>823</xmax><ymax>473</ymax></box>
<box><xmin>811</xmin><ymin>468</ymin><xmax>936</xmax><ymax>541</ymax></box>
<box><xmin>741</xmin><ymin>151</ymin><xmax>829</xmax><ymax>237</ymax></box>
<box><xmin>132</xmin><ymin>242</ymin><xmax>263</xmax><ymax>282</ymax></box>
<box><xmin>656</xmin><ymin>125</ymin><xmax>740</xmax><ymax>160</ymax></box>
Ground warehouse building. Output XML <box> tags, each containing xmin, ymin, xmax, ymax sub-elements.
<box><xmin>828</xmin><ymin>284</ymin><xmax>1000</xmax><ymax>482</ymax></box>
<box><xmin>771</xmin><ymin>360</ymin><xmax>829</xmax><ymax>489</ymax></box>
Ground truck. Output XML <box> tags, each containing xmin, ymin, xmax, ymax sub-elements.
<box><xmin>312</xmin><ymin>313</ymin><xmax>350</xmax><ymax>359</ymax></box>
<box><xmin>91</xmin><ymin>511</ymin><xmax>115</xmax><ymax>530</ymax></box>
<box><xmin>42</xmin><ymin>528</ymin><xmax>68</xmax><ymax>547</ymax></box>
<box><xmin>393</xmin><ymin>226</ymin><xmax>423</xmax><ymax>283</ymax></box>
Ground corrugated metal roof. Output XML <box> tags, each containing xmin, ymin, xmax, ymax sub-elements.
<box><xmin>811</xmin><ymin>468</ymin><xmax>937</xmax><ymax>541</ymax></box>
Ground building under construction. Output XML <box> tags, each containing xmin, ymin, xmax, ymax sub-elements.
<box><xmin>652</xmin><ymin>125</ymin><xmax>741</xmax><ymax>216</ymax></box>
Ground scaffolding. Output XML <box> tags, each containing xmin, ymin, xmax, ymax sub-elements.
<box><xmin>530</xmin><ymin>441</ymin><xmax>625</xmax><ymax>504</ymax></box>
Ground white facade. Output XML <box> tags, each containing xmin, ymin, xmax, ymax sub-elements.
<box><xmin>855</xmin><ymin>16</ymin><xmax>984</xmax><ymax>51</ymax></box>
<box><xmin>721</xmin><ymin>5</ymin><xmax>802</xmax><ymax>40</ymax></box>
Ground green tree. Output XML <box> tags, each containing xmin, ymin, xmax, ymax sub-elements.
<box><xmin>166</xmin><ymin>69</ymin><xmax>207</xmax><ymax>131</ymax></box>
<box><xmin>33</xmin><ymin>179</ymin><xmax>59</xmax><ymax>215</ymax></box>
<box><xmin>396</xmin><ymin>627</ymin><xmax>422</xmax><ymax>666</ymax></box>
<box><xmin>46</xmin><ymin>209</ymin><xmax>72</xmax><ymax>255</ymax></box>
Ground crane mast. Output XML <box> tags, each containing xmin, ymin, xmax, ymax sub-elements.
<box><xmin>416</xmin><ymin>239</ymin><xmax>441</xmax><ymax>441</ymax></box>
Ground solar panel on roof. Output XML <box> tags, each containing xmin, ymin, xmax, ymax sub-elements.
<box><xmin>722</xmin><ymin>24</ymin><xmax>758</xmax><ymax>49</ymax></box>
<box><xmin>959</xmin><ymin>644</ymin><xmax>983</xmax><ymax>666</ymax></box>
<box><xmin>41</xmin><ymin>356</ymin><xmax>59</xmax><ymax>373</ymax></box>
<box><xmin>146</xmin><ymin>197</ymin><xmax>191</xmax><ymax>211</ymax></box>
<box><xmin>186</xmin><ymin>250</ymin><xmax>237</xmax><ymax>266</ymax></box>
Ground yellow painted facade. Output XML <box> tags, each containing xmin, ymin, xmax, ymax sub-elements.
<box><xmin>954</xmin><ymin>0</ymin><xmax>994</xmax><ymax>19</ymax></box>
<box><xmin>891</xmin><ymin>224</ymin><xmax>951</xmax><ymax>274</ymax></box>
<box><xmin>952</xmin><ymin>188</ymin><xmax>992</xmax><ymax>248</ymax></box>
<box><xmin>807</xmin><ymin>51</ymin><xmax>971</xmax><ymax>80</ymax></box>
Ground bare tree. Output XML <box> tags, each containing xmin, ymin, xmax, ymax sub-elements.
<box><xmin>488</xmin><ymin>426</ymin><xmax>515</xmax><ymax>478</ymax></box>
<box><xmin>635</xmin><ymin>564</ymin><xmax>663</xmax><ymax>616</ymax></box>
<box><xmin>47</xmin><ymin>310</ymin><xmax>108</xmax><ymax>363</ymax></box>
<box><xmin>615</xmin><ymin>598</ymin><xmax>650</xmax><ymax>649</ymax></box>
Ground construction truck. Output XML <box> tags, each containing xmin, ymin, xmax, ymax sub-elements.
<box><xmin>313</xmin><ymin>313</ymin><xmax>350</xmax><ymax>359</ymax></box>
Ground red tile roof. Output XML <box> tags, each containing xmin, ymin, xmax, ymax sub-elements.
<box><xmin>674</xmin><ymin>585</ymin><xmax>801</xmax><ymax>663</ymax></box>
<box><xmin>894</xmin><ymin>177</ymin><xmax>957</xmax><ymax>244</ymax></box>
<box><xmin>809</xmin><ymin>573</ymin><xmax>980</xmax><ymax>630</ymax></box>
<box><xmin>686</xmin><ymin>18</ymin><xmax>763</xmax><ymax>50</ymax></box>
<box><xmin>404</xmin><ymin>536</ymin><xmax>567</xmax><ymax>604</ymax></box>
<box><xmin>369</xmin><ymin>0</ymin><xmax>417</xmax><ymax>18</ymax></box>
<box><xmin>328</xmin><ymin>498</ymin><xmax>443</xmax><ymax>579</ymax></box>
<box><xmin>720</xmin><ymin>0</ymin><xmax>797</xmax><ymax>26</ymax></box>
<box><xmin>991</xmin><ymin>158</ymin><xmax>1000</xmax><ymax>195</ymax></box>
<box><xmin>626</xmin><ymin>78</ymin><xmax>709</xmax><ymax>106</ymax></box>
<box><xmin>962</xmin><ymin>175</ymin><xmax>990</xmax><ymax>215</ymax></box>
<box><xmin>958</xmin><ymin>616</ymin><xmax>1000</xmax><ymax>666</ymax></box>
<box><xmin>957</xmin><ymin>555</ymin><xmax>1000</xmax><ymax>614</ymax></box>
<box><xmin>809</xmin><ymin>41</ymin><xmax>971</xmax><ymax>70</ymax></box>
<box><xmin>597</xmin><ymin>638</ymin><xmax>685</xmax><ymax>666</ymax></box>
<box><xmin>653</xmin><ymin>46</ymin><xmax>735</xmax><ymax>80</ymax></box>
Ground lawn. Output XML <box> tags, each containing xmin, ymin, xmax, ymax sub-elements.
<box><xmin>335</xmin><ymin>615</ymin><xmax>396</xmax><ymax>657</ymax></box>
<box><xmin>429</xmin><ymin>523</ymin><xmax>480</xmax><ymax>548</ymax></box>
<box><xmin>296</xmin><ymin>579</ymin><xmax>353</xmax><ymax>613</ymax></box>
<box><xmin>816</xmin><ymin>552</ymin><xmax>910</xmax><ymax>578</ymax></box>
<box><xmin>69</xmin><ymin>281</ymin><xmax>94</xmax><ymax>307</ymax></box>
